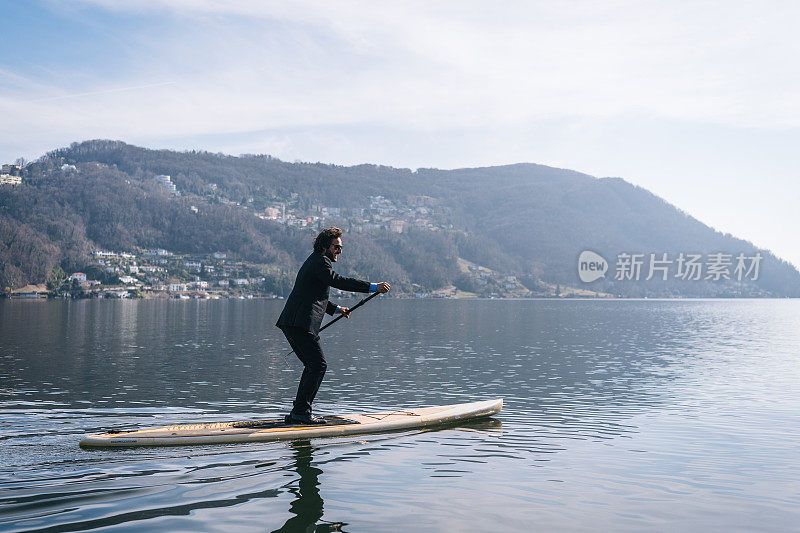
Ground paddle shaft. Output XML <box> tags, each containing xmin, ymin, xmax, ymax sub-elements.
<box><xmin>281</xmin><ymin>291</ymin><xmax>381</xmax><ymax>358</ymax></box>
<box><xmin>320</xmin><ymin>290</ymin><xmax>381</xmax><ymax>332</ymax></box>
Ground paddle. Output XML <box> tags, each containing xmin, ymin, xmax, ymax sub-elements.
<box><xmin>281</xmin><ymin>290</ymin><xmax>382</xmax><ymax>357</ymax></box>
<box><xmin>320</xmin><ymin>290</ymin><xmax>381</xmax><ymax>332</ymax></box>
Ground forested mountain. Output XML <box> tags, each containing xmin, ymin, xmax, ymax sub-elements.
<box><xmin>2</xmin><ymin>139</ymin><xmax>798</xmax><ymax>297</ymax></box>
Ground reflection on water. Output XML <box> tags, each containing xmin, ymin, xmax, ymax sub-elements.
<box><xmin>276</xmin><ymin>441</ymin><xmax>339</xmax><ymax>533</ymax></box>
<box><xmin>1</xmin><ymin>299</ymin><xmax>800</xmax><ymax>531</ymax></box>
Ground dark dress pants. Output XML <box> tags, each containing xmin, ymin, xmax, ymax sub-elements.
<box><xmin>280</xmin><ymin>326</ymin><xmax>327</xmax><ymax>415</ymax></box>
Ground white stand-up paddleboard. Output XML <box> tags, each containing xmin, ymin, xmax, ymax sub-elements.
<box><xmin>80</xmin><ymin>399</ymin><xmax>502</xmax><ymax>447</ymax></box>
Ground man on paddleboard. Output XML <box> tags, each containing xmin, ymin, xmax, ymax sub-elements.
<box><xmin>276</xmin><ymin>227</ymin><xmax>391</xmax><ymax>425</ymax></box>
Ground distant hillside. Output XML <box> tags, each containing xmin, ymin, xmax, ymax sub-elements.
<box><xmin>1</xmin><ymin>139</ymin><xmax>798</xmax><ymax>297</ymax></box>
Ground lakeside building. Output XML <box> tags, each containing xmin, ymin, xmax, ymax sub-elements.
<box><xmin>10</xmin><ymin>284</ymin><xmax>47</xmax><ymax>298</ymax></box>
<box><xmin>1</xmin><ymin>164</ymin><xmax>21</xmax><ymax>174</ymax></box>
<box><xmin>155</xmin><ymin>175</ymin><xmax>179</xmax><ymax>196</ymax></box>
<box><xmin>101</xmin><ymin>290</ymin><xmax>130</xmax><ymax>299</ymax></box>
<box><xmin>92</xmin><ymin>251</ymin><xmax>118</xmax><ymax>258</ymax></box>
<box><xmin>139</xmin><ymin>265</ymin><xmax>166</xmax><ymax>274</ymax></box>
<box><xmin>0</xmin><ymin>174</ymin><xmax>22</xmax><ymax>185</ymax></box>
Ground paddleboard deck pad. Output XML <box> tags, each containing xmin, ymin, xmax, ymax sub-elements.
<box><xmin>80</xmin><ymin>398</ymin><xmax>502</xmax><ymax>447</ymax></box>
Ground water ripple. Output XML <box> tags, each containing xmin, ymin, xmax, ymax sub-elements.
<box><xmin>1</xmin><ymin>299</ymin><xmax>799</xmax><ymax>531</ymax></box>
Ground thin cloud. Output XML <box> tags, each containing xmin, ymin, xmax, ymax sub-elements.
<box><xmin>67</xmin><ymin>0</ymin><xmax>800</xmax><ymax>129</ymax></box>
<box><xmin>25</xmin><ymin>81</ymin><xmax>178</xmax><ymax>103</ymax></box>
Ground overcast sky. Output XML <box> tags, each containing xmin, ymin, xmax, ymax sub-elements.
<box><xmin>2</xmin><ymin>1</ymin><xmax>799</xmax><ymax>268</ymax></box>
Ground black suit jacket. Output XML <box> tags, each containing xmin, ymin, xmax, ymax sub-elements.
<box><xmin>276</xmin><ymin>252</ymin><xmax>371</xmax><ymax>334</ymax></box>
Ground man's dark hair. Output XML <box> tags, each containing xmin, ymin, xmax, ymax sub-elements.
<box><xmin>314</xmin><ymin>227</ymin><xmax>342</xmax><ymax>254</ymax></box>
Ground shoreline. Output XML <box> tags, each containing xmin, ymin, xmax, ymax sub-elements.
<box><xmin>2</xmin><ymin>294</ymin><xmax>796</xmax><ymax>301</ymax></box>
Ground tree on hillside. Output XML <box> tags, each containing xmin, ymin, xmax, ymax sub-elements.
<box><xmin>46</xmin><ymin>265</ymin><xmax>66</xmax><ymax>291</ymax></box>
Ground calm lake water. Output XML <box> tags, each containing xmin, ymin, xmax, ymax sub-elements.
<box><xmin>1</xmin><ymin>298</ymin><xmax>799</xmax><ymax>532</ymax></box>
